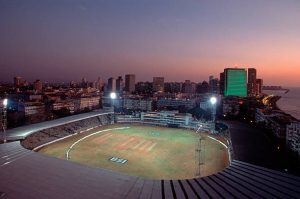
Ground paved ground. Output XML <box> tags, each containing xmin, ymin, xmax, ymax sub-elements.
<box><xmin>225</xmin><ymin>120</ymin><xmax>300</xmax><ymax>175</ymax></box>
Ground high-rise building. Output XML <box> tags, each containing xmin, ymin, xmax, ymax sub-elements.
<box><xmin>209</xmin><ymin>76</ymin><xmax>219</xmax><ymax>94</ymax></box>
<box><xmin>34</xmin><ymin>80</ymin><xmax>43</xmax><ymax>91</ymax></box>
<box><xmin>81</xmin><ymin>77</ymin><xmax>88</xmax><ymax>88</ymax></box>
<box><xmin>124</xmin><ymin>74</ymin><xmax>135</xmax><ymax>93</ymax></box>
<box><xmin>153</xmin><ymin>77</ymin><xmax>164</xmax><ymax>93</ymax></box>
<box><xmin>116</xmin><ymin>76</ymin><xmax>124</xmax><ymax>92</ymax></box>
<box><xmin>97</xmin><ymin>77</ymin><xmax>103</xmax><ymax>91</ymax></box>
<box><xmin>135</xmin><ymin>82</ymin><xmax>153</xmax><ymax>95</ymax></box>
<box><xmin>224</xmin><ymin>68</ymin><xmax>247</xmax><ymax>97</ymax></box>
<box><xmin>219</xmin><ymin>72</ymin><xmax>225</xmax><ymax>95</ymax></box>
<box><xmin>14</xmin><ymin>76</ymin><xmax>22</xmax><ymax>87</ymax></box>
<box><xmin>256</xmin><ymin>79</ymin><xmax>263</xmax><ymax>95</ymax></box>
<box><xmin>183</xmin><ymin>80</ymin><xmax>196</xmax><ymax>94</ymax></box>
<box><xmin>107</xmin><ymin>77</ymin><xmax>116</xmax><ymax>92</ymax></box>
<box><xmin>196</xmin><ymin>81</ymin><xmax>209</xmax><ymax>94</ymax></box>
<box><xmin>247</xmin><ymin>68</ymin><xmax>257</xmax><ymax>96</ymax></box>
<box><xmin>164</xmin><ymin>82</ymin><xmax>182</xmax><ymax>93</ymax></box>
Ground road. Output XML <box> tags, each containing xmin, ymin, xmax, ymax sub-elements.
<box><xmin>225</xmin><ymin>120</ymin><xmax>300</xmax><ymax>175</ymax></box>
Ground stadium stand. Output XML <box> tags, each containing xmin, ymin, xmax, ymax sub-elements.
<box><xmin>21</xmin><ymin>113</ymin><xmax>113</xmax><ymax>150</ymax></box>
<box><xmin>1</xmin><ymin>110</ymin><xmax>300</xmax><ymax>199</ymax></box>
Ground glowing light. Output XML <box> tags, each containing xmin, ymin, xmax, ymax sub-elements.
<box><xmin>210</xmin><ymin>96</ymin><xmax>217</xmax><ymax>105</ymax></box>
<box><xmin>224</xmin><ymin>69</ymin><xmax>247</xmax><ymax>97</ymax></box>
<box><xmin>3</xmin><ymin>99</ymin><xmax>7</xmax><ymax>106</ymax></box>
<box><xmin>110</xmin><ymin>92</ymin><xmax>116</xmax><ymax>99</ymax></box>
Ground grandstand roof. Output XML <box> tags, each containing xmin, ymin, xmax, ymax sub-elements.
<box><xmin>4</xmin><ymin>110</ymin><xmax>113</xmax><ymax>140</ymax></box>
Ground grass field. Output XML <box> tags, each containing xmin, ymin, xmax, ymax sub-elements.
<box><xmin>38</xmin><ymin>124</ymin><xmax>229</xmax><ymax>179</ymax></box>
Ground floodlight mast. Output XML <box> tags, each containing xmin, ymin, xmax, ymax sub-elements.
<box><xmin>210</xmin><ymin>96</ymin><xmax>217</xmax><ymax>105</ymax></box>
<box><xmin>210</xmin><ymin>96</ymin><xmax>217</xmax><ymax>133</ymax></box>
<box><xmin>110</xmin><ymin>92</ymin><xmax>116</xmax><ymax>100</ymax></box>
<box><xmin>110</xmin><ymin>92</ymin><xmax>116</xmax><ymax>112</ymax></box>
<box><xmin>3</xmin><ymin>99</ymin><xmax>7</xmax><ymax>106</ymax></box>
<box><xmin>2</xmin><ymin>98</ymin><xmax>8</xmax><ymax>143</ymax></box>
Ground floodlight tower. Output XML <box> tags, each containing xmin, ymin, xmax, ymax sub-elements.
<box><xmin>110</xmin><ymin>92</ymin><xmax>116</xmax><ymax>112</ymax></box>
<box><xmin>210</xmin><ymin>96</ymin><xmax>217</xmax><ymax>132</ymax></box>
<box><xmin>2</xmin><ymin>99</ymin><xmax>8</xmax><ymax>143</ymax></box>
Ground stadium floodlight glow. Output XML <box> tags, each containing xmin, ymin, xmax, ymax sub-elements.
<box><xmin>3</xmin><ymin>98</ymin><xmax>7</xmax><ymax>106</ymax></box>
<box><xmin>210</xmin><ymin>96</ymin><xmax>217</xmax><ymax>105</ymax></box>
<box><xmin>110</xmin><ymin>92</ymin><xmax>116</xmax><ymax>99</ymax></box>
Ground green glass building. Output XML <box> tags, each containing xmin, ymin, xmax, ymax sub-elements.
<box><xmin>224</xmin><ymin>68</ymin><xmax>247</xmax><ymax>97</ymax></box>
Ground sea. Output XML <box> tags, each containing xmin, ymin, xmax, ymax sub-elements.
<box><xmin>263</xmin><ymin>87</ymin><xmax>300</xmax><ymax>120</ymax></box>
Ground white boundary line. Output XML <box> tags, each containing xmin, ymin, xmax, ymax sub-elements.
<box><xmin>66</xmin><ymin>127</ymin><xmax>130</xmax><ymax>160</ymax></box>
<box><xmin>33</xmin><ymin>125</ymin><xmax>102</xmax><ymax>151</ymax></box>
<box><xmin>207</xmin><ymin>135</ymin><xmax>231</xmax><ymax>163</ymax></box>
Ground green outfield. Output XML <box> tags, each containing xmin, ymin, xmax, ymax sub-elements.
<box><xmin>38</xmin><ymin>124</ymin><xmax>229</xmax><ymax>179</ymax></box>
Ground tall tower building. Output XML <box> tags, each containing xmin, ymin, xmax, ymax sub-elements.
<box><xmin>224</xmin><ymin>68</ymin><xmax>247</xmax><ymax>97</ymax></box>
<box><xmin>183</xmin><ymin>80</ymin><xmax>196</xmax><ymax>93</ymax></box>
<box><xmin>153</xmin><ymin>77</ymin><xmax>164</xmax><ymax>93</ymax></box>
<box><xmin>209</xmin><ymin>76</ymin><xmax>219</xmax><ymax>94</ymax></box>
<box><xmin>247</xmin><ymin>68</ymin><xmax>257</xmax><ymax>96</ymax></box>
<box><xmin>34</xmin><ymin>79</ymin><xmax>43</xmax><ymax>91</ymax></box>
<box><xmin>219</xmin><ymin>72</ymin><xmax>225</xmax><ymax>95</ymax></box>
<box><xmin>14</xmin><ymin>76</ymin><xmax>22</xmax><ymax>87</ymax></box>
<box><xmin>256</xmin><ymin>79</ymin><xmax>263</xmax><ymax>95</ymax></box>
<box><xmin>97</xmin><ymin>77</ymin><xmax>103</xmax><ymax>91</ymax></box>
<box><xmin>81</xmin><ymin>77</ymin><xmax>88</xmax><ymax>88</ymax></box>
<box><xmin>116</xmin><ymin>76</ymin><xmax>124</xmax><ymax>92</ymax></box>
<box><xmin>107</xmin><ymin>77</ymin><xmax>116</xmax><ymax>92</ymax></box>
<box><xmin>124</xmin><ymin>74</ymin><xmax>135</xmax><ymax>93</ymax></box>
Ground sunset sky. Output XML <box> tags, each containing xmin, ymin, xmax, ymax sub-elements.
<box><xmin>0</xmin><ymin>0</ymin><xmax>300</xmax><ymax>86</ymax></box>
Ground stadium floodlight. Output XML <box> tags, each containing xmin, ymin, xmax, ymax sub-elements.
<box><xmin>110</xmin><ymin>92</ymin><xmax>116</xmax><ymax>99</ymax></box>
<box><xmin>3</xmin><ymin>98</ymin><xmax>7</xmax><ymax>106</ymax></box>
<box><xmin>210</xmin><ymin>96</ymin><xmax>217</xmax><ymax>133</ymax></box>
<box><xmin>210</xmin><ymin>96</ymin><xmax>217</xmax><ymax>105</ymax></box>
<box><xmin>2</xmin><ymin>98</ymin><xmax>8</xmax><ymax>143</ymax></box>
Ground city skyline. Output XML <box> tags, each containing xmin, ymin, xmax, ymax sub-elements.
<box><xmin>1</xmin><ymin>0</ymin><xmax>300</xmax><ymax>86</ymax></box>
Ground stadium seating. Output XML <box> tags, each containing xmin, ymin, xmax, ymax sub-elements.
<box><xmin>21</xmin><ymin>114</ymin><xmax>113</xmax><ymax>150</ymax></box>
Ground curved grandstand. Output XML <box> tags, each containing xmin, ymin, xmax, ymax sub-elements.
<box><xmin>20</xmin><ymin>111</ymin><xmax>229</xmax><ymax>179</ymax></box>
<box><xmin>1</xmin><ymin>110</ymin><xmax>300</xmax><ymax>199</ymax></box>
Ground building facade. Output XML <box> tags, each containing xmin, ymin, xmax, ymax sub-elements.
<box><xmin>157</xmin><ymin>98</ymin><xmax>196</xmax><ymax>110</ymax></box>
<box><xmin>209</xmin><ymin>76</ymin><xmax>219</xmax><ymax>94</ymax></box>
<box><xmin>123</xmin><ymin>97</ymin><xmax>152</xmax><ymax>112</ymax></box>
<box><xmin>34</xmin><ymin>80</ymin><xmax>43</xmax><ymax>91</ymax></box>
<box><xmin>247</xmin><ymin>68</ymin><xmax>257</xmax><ymax>97</ymax></box>
<box><xmin>124</xmin><ymin>74</ymin><xmax>135</xmax><ymax>93</ymax></box>
<box><xmin>286</xmin><ymin>121</ymin><xmax>300</xmax><ymax>155</ymax></box>
<box><xmin>153</xmin><ymin>77</ymin><xmax>164</xmax><ymax>93</ymax></box>
<box><xmin>52</xmin><ymin>101</ymin><xmax>75</xmax><ymax>113</ymax></box>
<box><xmin>24</xmin><ymin>102</ymin><xmax>45</xmax><ymax>116</ymax></box>
<box><xmin>256</xmin><ymin>79</ymin><xmax>263</xmax><ymax>96</ymax></box>
<box><xmin>141</xmin><ymin>111</ymin><xmax>192</xmax><ymax>126</ymax></box>
<box><xmin>116</xmin><ymin>76</ymin><xmax>124</xmax><ymax>92</ymax></box>
<box><xmin>14</xmin><ymin>76</ymin><xmax>23</xmax><ymax>87</ymax></box>
<box><xmin>73</xmin><ymin>96</ymin><xmax>100</xmax><ymax>112</ymax></box>
<box><xmin>224</xmin><ymin>68</ymin><xmax>247</xmax><ymax>97</ymax></box>
<box><xmin>107</xmin><ymin>77</ymin><xmax>116</xmax><ymax>92</ymax></box>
